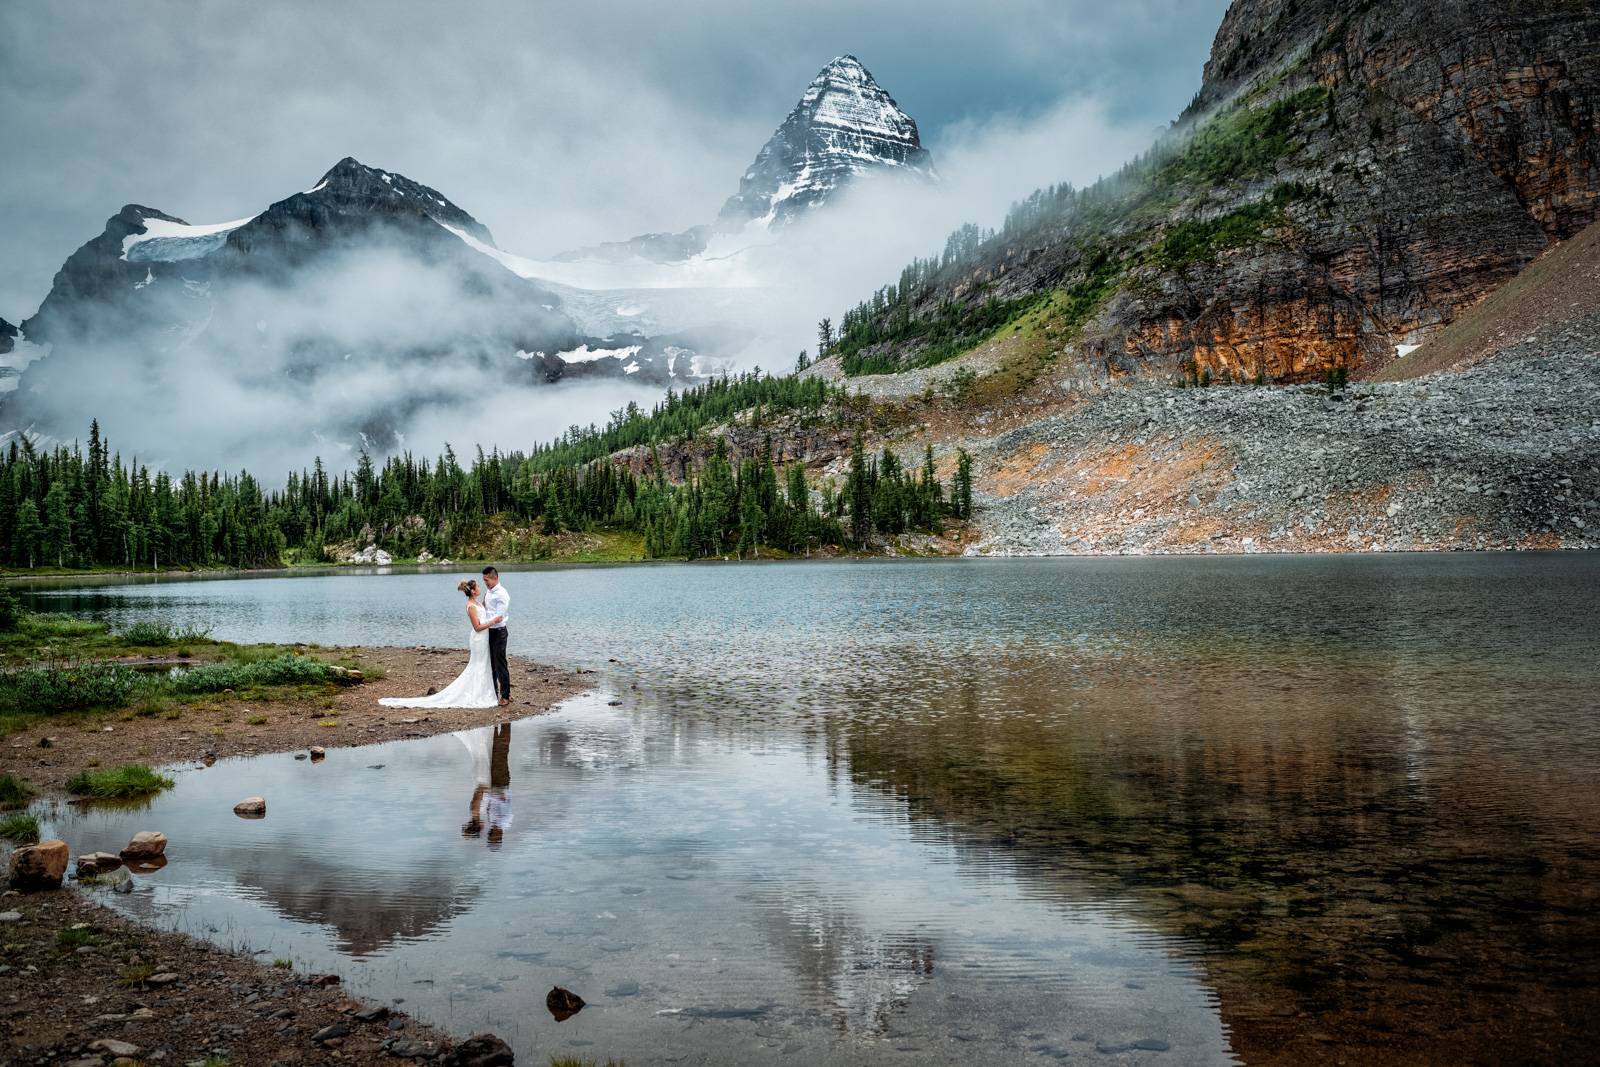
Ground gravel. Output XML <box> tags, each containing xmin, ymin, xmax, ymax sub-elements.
<box><xmin>963</xmin><ymin>340</ymin><xmax>1600</xmax><ymax>555</ymax></box>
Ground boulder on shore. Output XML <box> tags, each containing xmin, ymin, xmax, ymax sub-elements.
<box><xmin>120</xmin><ymin>831</ymin><xmax>168</xmax><ymax>861</ymax></box>
<box><xmin>8</xmin><ymin>839</ymin><xmax>69</xmax><ymax>889</ymax></box>
<box><xmin>233</xmin><ymin>797</ymin><xmax>266</xmax><ymax>817</ymax></box>
<box><xmin>443</xmin><ymin>1033</ymin><xmax>515</xmax><ymax>1066</ymax></box>
<box><xmin>327</xmin><ymin>666</ymin><xmax>365</xmax><ymax>685</ymax></box>
<box><xmin>348</xmin><ymin>544</ymin><xmax>393</xmax><ymax>566</ymax></box>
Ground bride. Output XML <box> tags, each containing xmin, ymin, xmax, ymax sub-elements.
<box><xmin>380</xmin><ymin>579</ymin><xmax>505</xmax><ymax>709</ymax></box>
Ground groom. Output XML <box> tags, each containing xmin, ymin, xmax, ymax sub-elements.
<box><xmin>482</xmin><ymin>566</ymin><xmax>512</xmax><ymax>706</ymax></box>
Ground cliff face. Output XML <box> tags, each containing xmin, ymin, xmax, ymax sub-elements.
<box><xmin>845</xmin><ymin>0</ymin><xmax>1600</xmax><ymax>384</ymax></box>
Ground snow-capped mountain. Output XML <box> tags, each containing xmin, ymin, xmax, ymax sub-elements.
<box><xmin>558</xmin><ymin>55</ymin><xmax>934</xmax><ymax>265</ymax></box>
<box><xmin>3</xmin><ymin>157</ymin><xmax>723</xmax><ymax>456</ymax></box>
<box><xmin>718</xmin><ymin>54</ymin><xmax>933</xmax><ymax>230</ymax></box>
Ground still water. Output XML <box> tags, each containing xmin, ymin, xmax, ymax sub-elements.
<box><xmin>19</xmin><ymin>555</ymin><xmax>1600</xmax><ymax>1065</ymax></box>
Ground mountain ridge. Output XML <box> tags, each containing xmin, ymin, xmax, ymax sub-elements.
<box><xmin>2</xmin><ymin>156</ymin><xmax>716</xmax><ymax>455</ymax></box>
<box><xmin>828</xmin><ymin>0</ymin><xmax>1600</xmax><ymax>385</ymax></box>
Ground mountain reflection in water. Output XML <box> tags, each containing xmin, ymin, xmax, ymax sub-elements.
<box><xmin>23</xmin><ymin>554</ymin><xmax>1600</xmax><ymax>1065</ymax></box>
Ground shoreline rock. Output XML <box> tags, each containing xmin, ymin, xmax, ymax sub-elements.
<box><xmin>8</xmin><ymin>839</ymin><xmax>69</xmax><ymax>890</ymax></box>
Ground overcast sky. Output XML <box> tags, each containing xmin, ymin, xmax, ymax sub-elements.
<box><xmin>0</xmin><ymin>0</ymin><xmax>1230</xmax><ymax>322</ymax></box>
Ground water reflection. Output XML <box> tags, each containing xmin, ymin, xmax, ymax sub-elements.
<box><xmin>19</xmin><ymin>555</ymin><xmax>1600</xmax><ymax>1065</ymax></box>
<box><xmin>460</xmin><ymin>723</ymin><xmax>513</xmax><ymax>848</ymax></box>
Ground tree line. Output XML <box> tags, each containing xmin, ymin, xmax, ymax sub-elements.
<box><xmin>1</xmin><ymin>400</ymin><xmax>975</xmax><ymax>571</ymax></box>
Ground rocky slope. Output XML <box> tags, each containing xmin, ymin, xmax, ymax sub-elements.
<box><xmin>962</xmin><ymin>347</ymin><xmax>1598</xmax><ymax>556</ymax></box>
<box><xmin>559</xmin><ymin>55</ymin><xmax>934</xmax><ymax>264</ymax></box>
<box><xmin>835</xmin><ymin>0</ymin><xmax>1600</xmax><ymax>385</ymax></box>
<box><xmin>759</xmin><ymin>222</ymin><xmax>1600</xmax><ymax>556</ymax></box>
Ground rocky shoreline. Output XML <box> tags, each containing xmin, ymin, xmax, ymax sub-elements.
<box><xmin>2</xmin><ymin>888</ymin><xmax>471</xmax><ymax>1066</ymax></box>
<box><xmin>3</xmin><ymin>648</ymin><xmax>591</xmax><ymax>1065</ymax></box>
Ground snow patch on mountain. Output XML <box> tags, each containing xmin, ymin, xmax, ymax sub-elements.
<box><xmin>557</xmin><ymin>343</ymin><xmax>643</xmax><ymax>364</ymax></box>
<box><xmin>122</xmin><ymin>213</ymin><xmax>256</xmax><ymax>262</ymax></box>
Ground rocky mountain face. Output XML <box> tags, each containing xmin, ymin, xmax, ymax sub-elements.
<box><xmin>559</xmin><ymin>55</ymin><xmax>934</xmax><ymax>264</ymax></box>
<box><xmin>4</xmin><ymin>158</ymin><xmax>712</xmax><ymax>451</ymax></box>
<box><xmin>716</xmin><ymin>54</ymin><xmax>934</xmax><ymax>230</ymax></box>
<box><xmin>837</xmin><ymin>0</ymin><xmax>1600</xmax><ymax>384</ymax></box>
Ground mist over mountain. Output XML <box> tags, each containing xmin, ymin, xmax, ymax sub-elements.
<box><xmin>559</xmin><ymin>55</ymin><xmax>936</xmax><ymax>265</ymax></box>
<box><xmin>0</xmin><ymin>158</ymin><xmax>732</xmax><ymax>470</ymax></box>
<box><xmin>0</xmin><ymin>46</ymin><xmax>1153</xmax><ymax>473</ymax></box>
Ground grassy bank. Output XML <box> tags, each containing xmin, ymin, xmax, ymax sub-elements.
<box><xmin>0</xmin><ymin>605</ymin><xmax>372</xmax><ymax>742</ymax></box>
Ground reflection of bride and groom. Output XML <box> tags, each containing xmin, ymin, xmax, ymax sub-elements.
<box><xmin>378</xmin><ymin>566</ymin><xmax>521</xmax><ymax>846</ymax></box>
<box><xmin>459</xmin><ymin>721</ymin><xmax>513</xmax><ymax>849</ymax></box>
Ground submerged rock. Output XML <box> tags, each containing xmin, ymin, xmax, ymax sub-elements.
<box><xmin>545</xmin><ymin>986</ymin><xmax>585</xmax><ymax>1021</ymax></box>
<box><xmin>7</xmin><ymin>839</ymin><xmax>68</xmax><ymax>889</ymax></box>
<box><xmin>76</xmin><ymin>852</ymin><xmax>122</xmax><ymax>877</ymax></box>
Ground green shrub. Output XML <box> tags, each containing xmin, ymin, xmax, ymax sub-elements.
<box><xmin>0</xmin><ymin>663</ymin><xmax>143</xmax><ymax>714</ymax></box>
<box><xmin>56</xmin><ymin>927</ymin><xmax>98</xmax><ymax>952</ymax></box>
<box><xmin>169</xmin><ymin>653</ymin><xmax>334</xmax><ymax>694</ymax></box>
<box><xmin>0</xmin><ymin>811</ymin><xmax>40</xmax><ymax>842</ymax></box>
<box><xmin>0</xmin><ymin>587</ymin><xmax>19</xmax><ymax>632</ymax></box>
<box><xmin>120</xmin><ymin>963</ymin><xmax>154</xmax><ymax>987</ymax></box>
<box><xmin>120</xmin><ymin>620</ymin><xmax>213</xmax><ymax>645</ymax></box>
<box><xmin>65</xmin><ymin>764</ymin><xmax>174</xmax><ymax>800</ymax></box>
<box><xmin>0</xmin><ymin>772</ymin><xmax>35</xmax><ymax>809</ymax></box>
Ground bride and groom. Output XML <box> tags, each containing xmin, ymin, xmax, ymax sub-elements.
<box><xmin>380</xmin><ymin>566</ymin><xmax>513</xmax><ymax>709</ymax></box>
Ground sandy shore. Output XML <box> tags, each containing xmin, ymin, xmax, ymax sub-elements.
<box><xmin>5</xmin><ymin>646</ymin><xmax>592</xmax><ymax>799</ymax></box>
<box><xmin>2</xmin><ymin>649</ymin><xmax>593</xmax><ymax>1063</ymax></box>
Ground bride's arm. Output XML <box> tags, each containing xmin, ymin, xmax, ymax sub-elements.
<box><xmin>468</xmin><ymin>602</ymin><xmax>492</xmax><ymax>632</ymax></box>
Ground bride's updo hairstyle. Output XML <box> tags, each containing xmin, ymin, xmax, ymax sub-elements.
<box><xmin>458</xmin><ymin>579</ymin><xmax>477</xmax><ymax>598</ymax></box>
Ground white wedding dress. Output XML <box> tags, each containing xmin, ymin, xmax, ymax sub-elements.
<box><xmin>379</xmin><ymin>601</ymin><xmax>500</xmax><ymax>709</ymax></box>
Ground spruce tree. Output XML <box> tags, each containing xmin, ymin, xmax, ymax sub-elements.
<box><xmin>953</xmin><ymin>449</ymin><xmax>974</xmax><ymax>520</ymax></box>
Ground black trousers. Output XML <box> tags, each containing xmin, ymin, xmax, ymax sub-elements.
<box><xmin>488</xmin><ymin>627</ymin><xmax>511</xmax><ymax>700</ymax></box>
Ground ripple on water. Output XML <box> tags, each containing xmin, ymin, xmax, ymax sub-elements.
<box><xmin>22</xmin><ymin>554</ymin><xmax>1600</xmax><ymax>1065</ymax></box>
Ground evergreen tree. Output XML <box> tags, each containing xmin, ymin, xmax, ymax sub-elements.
<box><xmin>953</xmin><ymin>448</ymin><xmax>974</xmax><ymax>520</ymax></box>
<box><xmin>845</xmin><ymin>435</ymin><xmax>873</xmax><ymax>548</ymax></box>
<box><xmin>13</xmin><ymin>499</ymin><xmax>41</xmax><ymax>568</ymax></box>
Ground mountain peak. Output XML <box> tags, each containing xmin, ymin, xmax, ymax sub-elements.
<box><xmin>716</xmin><ymin>54</ymin><xmax>934</xmax><ymax>230</ymax></box>
<box><xmin>814</xmin><ymin>54</ymin><xmax>868</xmax><ymax>79</ymax></box>
<box><xmin>299</xmin><ymin>157</ymin><xmax>495</xmax><ymax>246</ymax></box>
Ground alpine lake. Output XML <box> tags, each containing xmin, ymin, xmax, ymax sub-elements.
<box><xmin>15</xmin><ymin>553</ymin><xmax>1600</xmax><ymax>1065</ymax></box>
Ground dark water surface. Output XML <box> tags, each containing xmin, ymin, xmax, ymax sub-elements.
<box><xmin>19</xmin><ymin>555</ymin><xmax>1600</xmax><ymax>1064</ymax></box>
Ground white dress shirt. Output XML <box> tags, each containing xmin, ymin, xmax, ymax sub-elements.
<box><xmin>483</xmin><ymin>582</ymin><xmax>510</xmax><ymax>629</ymax></box>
